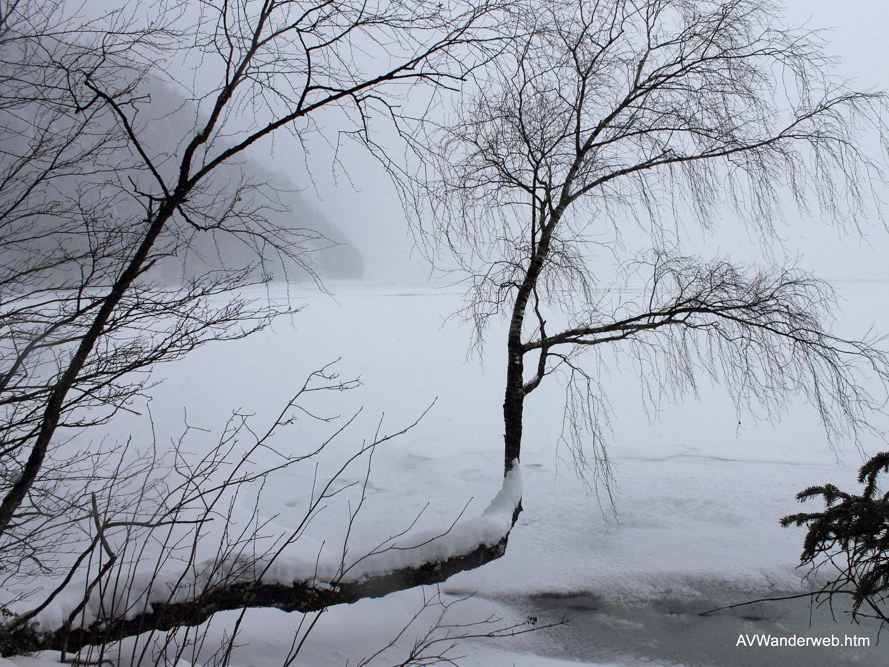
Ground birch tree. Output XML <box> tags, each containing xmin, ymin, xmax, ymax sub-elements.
<box><xmin>420</xmin><ymin>0</ymin><xmax>889</xmax><ymax>490</ymax></box>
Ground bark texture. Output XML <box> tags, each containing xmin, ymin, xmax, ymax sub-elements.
<box><xmin>0</xmin><ymin>535</ymin><xmax>511</xmax><ymax>656</ymax></box>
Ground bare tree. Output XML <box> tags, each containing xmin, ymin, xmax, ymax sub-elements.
<box><xmin>415</xmin><ymin>0</ymin><xmax>889</xmax><ymax>492</ymax></box>
<box><xmin>0</xmin><ymin>0</ymin><xmax>534</xmax><ymax>657</ymax></box>
<box><xmin>0</xmin><ymin>0</ymin><xmax>185</xmax><ymax>587</ymax></box>
<box><xmin>0</xmin><ymin>0</ymin><xmax>505</xmax><ymax>536</ymax></box>
<box><xmin>0</xmin><ymin>366</ymin><xmax>529</xmax><ymax>659</ymax></box>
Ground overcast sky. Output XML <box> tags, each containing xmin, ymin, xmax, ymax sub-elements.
<box><xmin>287</xmin><ymin>1</ymin><xmax>889</xmax><ymax>283</ymax></box>
<box><xmin>92</xmin><ymin>0</ymin><xmax>885</xmax><ymax>284</ymax></box>
<box><xmin>788</xmin><ymin>1</ymin><xmax>886</xmax><ymax>90</ymax></box>
<box><xmin>774</xmin><ymin>2</ymin><xmax>887</xmax><ymax>281</ymax></box>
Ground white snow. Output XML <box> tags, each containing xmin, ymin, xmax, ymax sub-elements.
<box><xmin>5</xmin><ymin>280</ymin><xmax>889</xmax><ymax>666</ymax></box>
<box><xmin>26</xmin><ymin>461</ymin><xmax>522</xmax><ymax>635</ymax></box>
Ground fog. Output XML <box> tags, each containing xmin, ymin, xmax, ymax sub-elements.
<box><xmin>268</xmin><ymin>0</ymin><xmax>889</xmax><ymax>285</ymax></box>
<box><xmin>80</xmin><ymin>1</ymin><xmax>889</xmax><ymax>284</ymax></box>
<box><xmin>5</xmin><ymin>3</ymin><xmax>889</xmax><ymax>663</ymax></box>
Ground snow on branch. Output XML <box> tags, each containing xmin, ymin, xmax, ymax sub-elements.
<box><xmin>0</xmin><ymin>466</ymin><xmax>522</xmax><ymax>656</ymax></box>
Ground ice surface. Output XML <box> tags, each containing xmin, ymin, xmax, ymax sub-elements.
<box><xmin>7</xmin><ymin>281</ymin><xmax>889</xmax><ymax>665</ymax></box>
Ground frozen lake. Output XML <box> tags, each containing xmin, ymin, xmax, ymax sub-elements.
<box><xmin>500</xmin><ymin>587</ymin><xmax>880</xmax><ymax>666</ymax></box>
<box><xmin>7</xmin><ymin>279</ymin><xmax>889</xmax><ymax>666</ymax></box>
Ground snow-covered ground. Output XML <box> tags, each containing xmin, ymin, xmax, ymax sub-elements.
<box><xmin>8</xmin><ymin>279</ymin><xmax>889</xmax><ymax>666</ymax></box>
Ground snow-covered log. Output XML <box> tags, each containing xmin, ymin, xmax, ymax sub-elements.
<box><xmin>0</xmin><ymin>467</ymin><xmax>522</xmax><ymax>656</ymax></box>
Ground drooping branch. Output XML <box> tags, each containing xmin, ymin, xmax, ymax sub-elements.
<box><xmin>528</xmin><ymin>259</ymin><xmax>839</xmax><ymax>350</ymax></box>
<box><xmin>527</xmin><ymin>254</ymin><xmax>889</xmax><ymax>443</ymax></box>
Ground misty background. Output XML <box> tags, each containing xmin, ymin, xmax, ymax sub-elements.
<box><xmin>75</xmin><ymin>0</ymin><xmax>887</xmax><ymax>284</ymax></box>
<box><xmin>252</xmin><ymin>0</ymin><xmax>889</xmax><ymax>285</ymax></box>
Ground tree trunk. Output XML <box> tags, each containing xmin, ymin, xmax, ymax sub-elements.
<box><xmin>0</xmin><ymin>198</ymin><xmax>180</xmax><ymax>537</ymax></box>
<box><xmin>0</xmin><ymin>536</ymin><xmax>512</xmax><ymax>656</ymax></box>
<box><xmin>502</xmin><ymin>215</ymin><xmax>561</xmax><ymax>477</ymax></box>
<box><xmin>503</xmin><ymin>341</ymin><xmax>525</xmax><ymax>475</ymax></box>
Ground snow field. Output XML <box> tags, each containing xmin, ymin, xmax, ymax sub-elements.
<box><xmin>9</xmin><ymin>279</ymin><xmax>889</xmax><ymax>665</ymax></box>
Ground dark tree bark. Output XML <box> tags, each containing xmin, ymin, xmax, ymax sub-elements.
<box><xmin>0</xmin><ymin>536</ymin><xmax>512</xmax><ymax>656</ymax></box>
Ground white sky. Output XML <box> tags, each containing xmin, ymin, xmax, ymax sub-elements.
<box><xmin>289</xmin><ymin>1</ymin><xmax>889</xmax><ymax>283</ymax></box>
<box><xmin>88</xmin><ymin>0</ymin><xmax>889</xmax><ymax>283</ymax></box>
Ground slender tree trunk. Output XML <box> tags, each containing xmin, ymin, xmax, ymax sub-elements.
<box><xmin>0</xmin><ymin>198</ymin><xmax>179</xmax><ymax>536</ymax></box>
<box><xmin>502</xmin><ymin>211</ymin><xmax>562</xmax><ymax>476</ymax></box>
<box><xmin>503</xmin><ymin>338</ymin><xmax>525</xmax><ymax>474</ymax></box>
